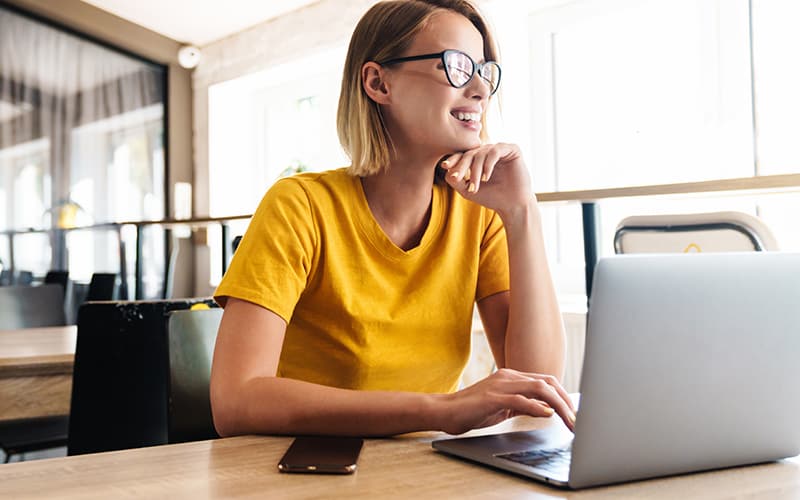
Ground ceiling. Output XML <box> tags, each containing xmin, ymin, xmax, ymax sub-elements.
<box><xmin>79</xmin><ymin>0</ymin><xmax>320</xmax><ymax>46</ymax></box>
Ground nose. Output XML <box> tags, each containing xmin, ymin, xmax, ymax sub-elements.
<box><xmin>465</xmin><ymin>71</ymin><xmax>491</xmax><ymax>100</ymax></box>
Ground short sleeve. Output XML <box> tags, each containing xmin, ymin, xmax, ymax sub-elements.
<box><xmin>475</xmin><ymin>209</ymin><xmax>510</xmax><ymax>301</ymax></box>
<box><xmin>214</xmin><ymin>178</ymin><xmax>317</xmax><ymax>322</ymax></box>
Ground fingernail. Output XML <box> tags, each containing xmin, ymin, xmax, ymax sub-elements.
<box><xmin>544</xmin><ymin>407</ymin><xmax>555</xmax><ymax>416</ymax></box>
<box><xmin>569</xmin><ymin>411</ymin><xmax>576</xmax><ymax>425</ymax></box>
<box><xmin>450</xmin><ymin>171</ymin><xmax>459</xmax><ymax>179</ymax></box>
<box><xmin>467</xmin><ymin>182</ymin><xmax>477</xmax><ymax>193</ymax></box>
<box><xmin>441</xmin><ymin>160</ymin><xmax>449</xmax><ymax>168</ymax></box>
<box><xmin>482</xmin><ymin>173</ymin><xmax>489</xmax><ymax>182</ymax></box>
<box><xmin>464</xmin><ymin>169</ymin><xmax>471</xmax><ymax>181</ymax></box>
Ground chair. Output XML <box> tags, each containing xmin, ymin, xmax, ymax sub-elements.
<box><xmin>0</xmin><ymin>416</ymin><xmax>70</xmax><ymax>463</ymax></box>
<box><xmin>44</xmin><ymin>270</ymin><xmax>69</xmax><ymax>294</ymax></box>
<box><xmin>67</xmin><ymin>298</ymin><xmax>218</xmax><ymax>456</ymax></box>
<box><xmin>166</xmin><ymin>308</ymin><xmax>223</xmax><ymax>443</ymax></box>
<box><xmin>614</xmin><ymin>211</ymin><xmax>779</xmax><ymax>254</ymax></box>
<box><xmin>85</xmin><ymin>273</ymin><xmax>117</xmax><ymax>301</ymax></box>
<box><xmin>0</xmin><ymin>284</ymin><xmax>66</xmax><ymax>330</ymax></box>
<box><xmin>16</xmin><ymin>271</ymin><xmax>34</xmax><ymax>286</ymax></box>
<box><xmin>0</xmin><ymin>284</ymin><xmax>68</xmax><ymax>462</ymax></box>
<box><xmin>232</xmin><ymin>235</ymin><xmax>243</xmax><ymax>253</ymax></box>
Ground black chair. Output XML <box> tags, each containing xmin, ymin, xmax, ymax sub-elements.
<box><xmin>85</xmin><ymin>273</ymin><xmax>118</xmax><ymax>301</ymax></box>
<box><xmin>0</xmin><ymin>284</ymin><xmax>66</xmax><ymax>330</ymax></box>
<box><xmin>67</xmin><ymin>298</ymin><xmax>218</xmax><ymax>456</ymax></box>
<box><xmin>166</xmin><ymin>308</ymin><xmax>223</xmax><ymax>443</ymax></box>
<box><xmin>0</xmin><ymin>284</ymin><xmax>68</xmax><ymax>462</ymax></box>
<box><xmin>232</xmin><ymin>235</ymin><xmax>243</xmax><ymax>253</ymax></box>
<box><xmin>0</xmin><ymin>416</ymin><xmax>70</xmax><ymax>463</ymax></box>
<box><xmin>44</xmin><ymin>270</ymin><xmax>69</xmax><ymax>294</ymax></box>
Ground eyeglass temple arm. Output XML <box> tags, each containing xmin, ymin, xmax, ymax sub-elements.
<box><xmin>379</xmin><ymin>52</ymin><xmax>445</xmax><ymax>65</ymax></box>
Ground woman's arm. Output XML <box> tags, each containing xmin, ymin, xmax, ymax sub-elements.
<box><xmin>477</xmin><ymin>202</ymin><xmax>566</xmax><ymax>379</ymax></box>
<box><xmin>443</xmin><ymin>143</ymin><xmax>567</xmax><ymax>380</ymax></box>
<box><xmin>211</xmin><ymin>297</ymin><xmax>575</xmax><ymax>436</ymax></box>
<box><xmin>211</xmin><ymin>298</ymin><xmax>436</xmax><ymax>436</ymax></box>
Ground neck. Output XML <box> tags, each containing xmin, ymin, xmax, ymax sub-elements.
<box><xmin>360</xmin><ymin>151</ymin><xmax>442</xmax><ymax>251</ymax></box>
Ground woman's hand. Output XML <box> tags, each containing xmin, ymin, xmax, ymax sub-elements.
<box><xmin>440</xmin><ymin>143</ymin><xmax>533</xmax><ymax>217</ymax></box>
<box><xmin>436</xmin><ymin>368</ymin><xmax>577</xmax><ymax>435</ymax></box>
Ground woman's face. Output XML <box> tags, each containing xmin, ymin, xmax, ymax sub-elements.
<box><xmin>381</xmin><ymin>11</ymin><xmax>491</xmax><ymax>158</ymax></box>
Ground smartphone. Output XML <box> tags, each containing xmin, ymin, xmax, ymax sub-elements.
<box><xmin>277</xmin><ymin>436</ymin><xmax>364</xmax><ymax>474</ymax></box>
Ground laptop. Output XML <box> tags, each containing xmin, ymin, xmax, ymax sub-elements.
<box><xmin>433</xmin><ymin>252</ymin><xmax>800</xmax><ymax>489</ymax></box>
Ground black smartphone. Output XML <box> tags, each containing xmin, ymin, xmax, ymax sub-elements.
<box><xmin>277</xmin><ymin>436</ymin><xmax>364</xmax><ymax>474</ymax></box>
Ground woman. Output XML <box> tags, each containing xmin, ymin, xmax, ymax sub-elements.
<box><xmin>211</xmin><ymin>0</ymin><xmax>576</xmax><ymax>437</ymax></box>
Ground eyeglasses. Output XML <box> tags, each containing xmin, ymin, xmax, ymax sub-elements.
<box><xmin>379</xmin><ymin>49</ymin><xmax>501</xmax><ymax>96</ymax></box>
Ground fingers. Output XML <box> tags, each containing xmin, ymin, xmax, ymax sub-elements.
<box><xmin>496</xmin><ymin>379</ymin><xmax>575</xmax><ymax>432</ymax></box>
<box><xmin>453</xmin><ymin>154</ymin><xmax>477</xmax><ymax>192</ymax></box>
<box><xmin>440</xmin><ymin>144</ymin><xmax>509</xmax><ymax>194</ymax></box>
<box><xmin>492</xmin><ymin>370</ymin><xmax>577</xmax><ymax>432</ymax></box>
<box><xmin>443</xmin><ymin>151</ymin><xmax>481</xmax><ymax>194</ymax></box>
<box><xmin>519</xmin><ymin>371</ymin><xmax>576</xmax><ymax>414</ymax></box>
<box><xmin>480</xmin><ymin>148</ymin><xmax>502</xmax><ymax>184</ymax></box>
<box><xmin>533</xmin><ymin>382</ymin><xmax>576</xmax><ymax>433</ymax></box>
<box><xmin>496</xmin><ymin>394</ymin><xmax>555</xmax><ymax>419</ymax></box>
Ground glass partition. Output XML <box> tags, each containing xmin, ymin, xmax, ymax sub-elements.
<box><xmin>0</xmin><ymin>5</ymin><xmax>166</xmax><ymax>282</ymax></box>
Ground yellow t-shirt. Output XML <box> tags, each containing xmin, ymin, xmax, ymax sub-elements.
<box><xmin>214</xmin><ymin>168</ymin><xmax>509</xmax><ymax>393</ymax></box>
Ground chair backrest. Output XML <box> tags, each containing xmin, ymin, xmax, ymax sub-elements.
<box><xmin>85</xmin><ymin>273</ymin><xmax>117</xmax><ymax>301</ymax></box>
<box><xmin>0</xmin><ymin>284</ymin><xmax>66</xmax><ymax>329</ymax></box>
<box><xmin>166</xmin><ymin>308</ymin><xmax>223</xmax><ymax>443</ymax></box>
<box><xmin>68</xmin><ymin>298</ymin><xmax>218</xmax><ymax>456</ymax></box>
<box><xmin>614</xmin><ymin>211</ymin><xmax>779</xmax><ymax>254</ymax></box>
<box><xmin>232</xmin><ymin>235</ymin><xmax>243</xmax><ymax>253</ymax></box>
<box><xmin>16</xmin><ymin>270</ymin><xmax>33</xmax><ymax>285</ymax></box>
<box><xmin>44</xmin><ymin>270</ymin><xmax>69</xmax><ymax>293</ymax></box>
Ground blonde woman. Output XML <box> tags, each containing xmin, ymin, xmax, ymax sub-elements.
<box><xmin>211</xmin><ymin>0</ymin><xmax>576</xmax><ymax>437</ymax></box>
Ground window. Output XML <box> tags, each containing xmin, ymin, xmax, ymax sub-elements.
<box><xmin>0</xmin><ymin>5</ymin><xmax>166</xmax><ymax>295</ymax></box>
<box><xmin>751</xmin><ymin>0</ymin><xmax>800</xmax><ymax>174</ymax></box>
<box><xmin>69</xmin><ymin>106</ymin><xmax>165</xmax><ymax>284</ymax></box>
<box><xmin>483</xmin><ymin>0</ymin><xmax>800</xmax><ymax>303</ymax></box>
<box><xmin>208</xmin><ymin>46</ymin><xmax>348</xmax><ymax>284</ymax></box>
<box><xmin>0</xmin><ymin>139</ymin><xmax>51</xmax><ymax>275</ymax></box>
<box><xmin>209</xmin><ymin>45</ymin><xmax>348</xmax><ymax>219</ymax></box>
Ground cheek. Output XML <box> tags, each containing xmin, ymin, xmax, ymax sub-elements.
<box><xmin>392</xmin><ymin>93</ymin><xmax>450</xmax><ymax>130</ymax></box>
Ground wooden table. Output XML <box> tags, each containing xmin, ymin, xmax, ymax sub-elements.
<box><xmin>0</xmin><ymin>325</ymin><xmax>77</xmax><ymax>422</ymax></box>
<box><xmin>1</xmin><ymin>415</ymin><xmax>798</xmax><ymax>499</ymax></box>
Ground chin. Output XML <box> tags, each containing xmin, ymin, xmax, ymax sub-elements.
<box><xmin>424</xmin><ymin>132</ymin><xmax>481</xmax><ymax>155</ymax></box>
<box><xmin>453</xmin><ymin>137</ymin><xmax>482</xmax><ymax>152</ymax></box>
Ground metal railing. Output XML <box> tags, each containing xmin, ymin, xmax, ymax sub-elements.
<box><xmin>3</xmin><ymin>173</ymin><xmax>799</xmax><ymax>300</ymax></box>
<box><xmin>0</xmin><ymin>215</ymin><xmax>252</xmax><ymax>299</ymax></box>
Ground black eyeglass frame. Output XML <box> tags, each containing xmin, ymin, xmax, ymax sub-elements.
<box><xmin>378</xmin><ymin>49</ymin><xmax>501</xmax><ymax>96</ymax></box>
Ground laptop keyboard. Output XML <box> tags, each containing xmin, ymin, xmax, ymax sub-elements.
<box><xmin>496</xmin><ymin>445</ymin><xmax>572</xmax><ymax>473</ymax></box>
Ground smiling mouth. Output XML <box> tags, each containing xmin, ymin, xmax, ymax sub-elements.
<box><xmin>451</xmin><ymin>111</ymin><xmax>481</xmax><ymax>123</ymax></box>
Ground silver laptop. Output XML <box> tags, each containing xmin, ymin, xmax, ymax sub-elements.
<box><xmin>433</xmin><ymin>252</ymin><xmax>800</xmax><ymax>489</ymax></box>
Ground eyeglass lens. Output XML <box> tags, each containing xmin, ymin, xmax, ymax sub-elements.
<box><xmin>444</xmin><ymin>51</ymin><xmax>500</xmax><ymax>93</ymax></box>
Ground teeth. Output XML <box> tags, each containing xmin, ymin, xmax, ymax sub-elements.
<box><xmin>454</xmin><ymin>111</ymin><xmax>480</xmax><ymax>122</ymax></box>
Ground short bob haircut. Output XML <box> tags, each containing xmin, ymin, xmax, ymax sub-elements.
<box><xmin>337</xmin><ymin>0</ymin><xmax>499</xmax><ymax>177</ymax></box>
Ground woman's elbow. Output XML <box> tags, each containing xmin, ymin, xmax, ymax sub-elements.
<box><xmin>210</xmin><ymin>376</ymin><xmax>291</xmax><ymax>437</ymax></box>
<box><xmin>210</xmin><ymin>379</ymin><xmax>240</xmax><ymax>437</ymax></box>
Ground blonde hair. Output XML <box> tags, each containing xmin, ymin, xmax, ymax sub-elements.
<box><xmin>337</xmin><ymin>0</ymin><xmax>498</xmax><ymax>177</ymax></box>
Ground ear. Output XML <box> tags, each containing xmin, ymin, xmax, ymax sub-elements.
<box><xmin>361</xmin><ymin>61</ymin><xmax>391</xmax><ymax>105</ymax></box>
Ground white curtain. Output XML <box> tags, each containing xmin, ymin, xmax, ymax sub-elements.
<box><xmin>0</xmin><ymin>5</ymin><xmax>165</xmax><ymax>297</ymax></box>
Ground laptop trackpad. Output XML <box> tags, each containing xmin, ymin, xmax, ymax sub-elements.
<box><xmin>432</xmin><ymin>424</ymin><xmax>574</xmax><ymax>485</ymax></box>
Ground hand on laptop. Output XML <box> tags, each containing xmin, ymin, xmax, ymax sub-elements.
<box><xmin>436</xmin><ymin>368</ymin><xmax>577</xmax><ymax>435</ymax></box>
